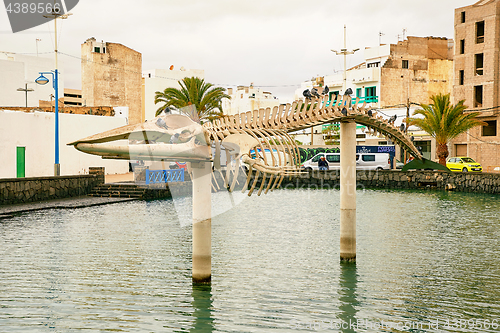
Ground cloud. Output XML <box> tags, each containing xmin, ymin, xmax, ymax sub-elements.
<box><xmin>0</xmin><ymin>0</ymin><xmax>475</xmax><ymax>101</ymax></box>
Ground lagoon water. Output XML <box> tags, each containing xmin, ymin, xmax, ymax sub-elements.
<box><xmin>1</xmin><ymin>189</ymin><xmax>499</xmax><ymax>332</ymax></box>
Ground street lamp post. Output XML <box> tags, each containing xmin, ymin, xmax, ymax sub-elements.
<box><xmin>17</xmin><ymin>83</ymin><xmax>34</xmax><ymax>107</ymax></box>
<box><xmin>35</xmin><ymin>71</ymin><xmax>60</xmax><ymax>175</ymax></box>
<box><xmin>34</xmin><ymin>9</ymin><xmax>71</xmax><ymax>176</ymax></box>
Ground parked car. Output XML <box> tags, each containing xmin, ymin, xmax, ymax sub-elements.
<box><xmin>301</xmin><ymin>153</ymin><xmax>391</xmax><ymax>171</ymax></box>
<box><xmin>395</xmin><ymin>160</ymin><xmax>404</xmax><ymax>170</ymax></box>
<box><xmin>446</xmin><ymin>157</ymin><xmax>482</xmax><ymax>172</ymax></box>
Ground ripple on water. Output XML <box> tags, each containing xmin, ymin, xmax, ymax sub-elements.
<box><xmin>0</xmin><ymin>189</ymin><xmax>499</xmax><ymax>332</ymax></box>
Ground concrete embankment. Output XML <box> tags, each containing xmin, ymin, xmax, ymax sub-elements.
<box><xmin>273</xmin><ymin>170</ymin><xmax>500</xmax><ymax>194</ymax></box>
<box><xmin>2</xmin><ymin>168</ymin><xmax>499</xmax><ymax>212</ymax></box>
<box><xmin>0</xmin><ymin>167</ymin><xmax>105</xmax><ymax>206</ymax></box>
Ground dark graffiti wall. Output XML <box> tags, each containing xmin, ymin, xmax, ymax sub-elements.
<box><xmin>298</xmin><ymin>146</ymin><xmax>396</xmax><ymax>164</ymax></box>
<box><xmin>298</xmin><ymin>147</ymin><xmax>340</xmax><ymax>164</ymax></box>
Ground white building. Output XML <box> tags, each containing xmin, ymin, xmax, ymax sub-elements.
<box><xmin>295</xmin><ymin>44</ymin><xmax>391</xmax><ymax>107</ymax></box>
<box><xmin>222</xmin><ymin>85</ymin><xmax>280</xmax><ymax>116</ymax></box>
<box><xmin>142</xmin><ymin>67</ymin><xmax>204</xmax><ymax>121</ymax></box>
<box><xmin>0</xmin><ymin>52</ymin><xmax>64</xmax><ymax>107</ymax></box>
<box><xmin>0</xmin><ymin>110</ymin><xmax>128</xmax><ymax>178</ymax></box>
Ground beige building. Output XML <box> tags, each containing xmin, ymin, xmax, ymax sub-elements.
<box><xmin>81</xmin><ymin>38</ymin><xmax>142</xmax><ymax>125</ymax></box>
<box><xmin>63</xmin><ymin>88</ymin><xmax>82</xmax><ymax>106</ymax></box>
<box><xmin>452</xmin><ymin>0</ymin><xmax>500</xmax><ymax>171</ymax></box>
<box><xmin>380</xmin><ymin>36</ymin><xmax>454</xmax><ymax>108</ymax></box>
<box><xmin>297</xmin><ymin>36</ymin><xmax>454</xmax><ymax>160</ymax></box>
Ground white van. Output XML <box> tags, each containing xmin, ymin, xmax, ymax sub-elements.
<box><xmin>301</xmin><ymin>153</ymin><xmax>391</xmax><ymax>171</ymax></box>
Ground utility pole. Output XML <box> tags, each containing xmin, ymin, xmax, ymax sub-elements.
<box><xmin>332</xmin><ymin>25</ymin><xmax>359</xmax><ymax>93</ymax></box>
<box><xmin>17</xmin><ymin>83</ymin><xmax>34</xmax><ymax>107</ymax></box>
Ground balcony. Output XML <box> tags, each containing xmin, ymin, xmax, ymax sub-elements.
<box><xmin>325</xmin><ymin>95</ymin><xmax>379</xmax><ymax>106</ymax></box>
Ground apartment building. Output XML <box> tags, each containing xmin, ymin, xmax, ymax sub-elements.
<box><xmin>222</xmin><ymin>85</ymin><xmax>280</xmax><ymax>117</ymax></box>
<box><xmin>81</xmin><ymin>38</ymin><xmax>142</xmax><ymax>125</ymax></box>
<box><xmin>452</xmin><ymin>0</ymin><xmax>500</xmax><ymax>171</ymax></box>
<box><xmin>296</xmin><ymin>36</ymin><xmax>454</xmax><ymax>159</ymax></box>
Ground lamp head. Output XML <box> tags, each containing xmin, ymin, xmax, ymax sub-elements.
<box><xmin>35</xmin><ymin>74</ymin><xmax>49</xmax><ymax>85</ymax></box>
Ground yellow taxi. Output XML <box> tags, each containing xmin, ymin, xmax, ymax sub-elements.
<box><xmin>446</xmin><ymin>157</ymin><xmax>482</xmax><ymax>172</ymax></box>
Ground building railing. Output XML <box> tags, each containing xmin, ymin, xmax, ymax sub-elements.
<box><xmin>359</xmin><ymin>96</ymin><xmax>379</xmax><ymax>103</ymax></box>
<box><xmin>145</xmin><ymin>169</ymin><xmax>185</xmax><ymax>184</ymax></box>
<box><xmin>326</xmin><ymin>95</ymin><xmax>379</xmax><ymax>106</ymax></box>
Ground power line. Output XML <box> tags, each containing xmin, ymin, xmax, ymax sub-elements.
<box><xmin>1</xmin><ymin>51</ymin><xmax>53</xmax><ymax>55</ymax></box>
<box><xmin>467</xmin><ymin>132</ymin><xmax>500</xmax><ymax>145</ymax></box>
<box><xmin>466</xmin><ymin>105</ymin><xmax>500</xmax><ymax>113</ymax></box>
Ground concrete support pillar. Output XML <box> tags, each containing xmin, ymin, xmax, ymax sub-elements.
<box><xmin>191</xmin><ymin>161</ymin><xmax>212</xmax><ymax>283</ymax></box>
<box><xmin>340</xmin><ymin>120</ymin><xmax>356</xmax><ymax>262</ymax></box>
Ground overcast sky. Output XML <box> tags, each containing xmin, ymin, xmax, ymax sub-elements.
<box><xmin>1</xmin><ymin>0</ymin><xmax>474</xmax><ymax>101</ymax></box>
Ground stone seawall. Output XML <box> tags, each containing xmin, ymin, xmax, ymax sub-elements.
<box><xmin>269</xmin><ymin>170</ymin><xmax>500</xmax><ymax>194</ymax></box>
<box><xmin>0</xmin><ymin>168</ymin><xmax>105</xmax><ymax>206</ymax></box>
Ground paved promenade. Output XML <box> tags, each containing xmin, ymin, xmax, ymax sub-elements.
<box><xmin>0</xmin><ymin>173</ymin><xmax>137</xmax><ymax>218</ymax></box>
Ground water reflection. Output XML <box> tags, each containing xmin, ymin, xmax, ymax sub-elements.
<box><xmin>1</xmin><ymin>190</ymin><xmax>499</xmax><ymax>332</ymax></box>
<box><xmin>338</xmin><ymin>262</ymin><xmax>359</xmax><ymax>333</ymax></box>
<box><xmin>189</xmin><ymin>284</ymin><xmax>214</xmax><ymax>333</ymax></box>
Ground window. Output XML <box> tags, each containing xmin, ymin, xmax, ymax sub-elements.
<box><xmin>474</xmin><ymin>85</ymin><xmax>483</xmax><ymax>108</ymax></box>
<box><xmin>329</xmin><ymin>91</ymin><xmax>340</xmax><ymax>101</ymax></box>
<box><xmin>402</xmin><ymin>60</ymin><xmax>409</xmax><ymax>69</ymax></box>
<box><xmin>476</xmin><ymin>21</ymin><xmax>485</xmax><ymax>44</ymax></box>
<box><xmin>460</xmin><ymin>39</ymin><xmax>465</xmax><ymax>54</ymax></box>
<box><xmin>327</xmin><ymin>155</ymin><xmax>340</xmax><ymax>163</ymax></box>
<box><xmin>368</xmin><ymin>62</ymin><xmax>380</xmax><ymax>68</ymax></box>
<box><xmin>365</xmin><ymin>86</ymin><xmax>376</xmax><ymax>97</ymax></box>
<box><xmin>455</xmin><ymin>144</ymin><xmax>467</xmax><ymax>156</ymax></box>
<box><xmin>414</xmin><ymin>140</ymin><xmax>431</xmax><ymax>160</ymax></box>
<box><xmin>482</xmin><ymin>120</ymin><xmax>497</xmax><ymax>136</ymax></box>
<box><xmin>356</xmin><ymin>88</ymin><xmax>361</xmax><ymax>97</ymax></box>
<box><xmin>312</xmin><ymin>155</ymin><xmax>323</xmax><ymax>162</ymax></box>
<box><xmin>475</xmin><ymin>54</ymin><xmax>484</xmax><ymax>75</ymax></box>
<box><xmin>94</xmin><ymin>47</ymin><xmax>100</xmax><ymax>53</ymax></box>
<box><xmin>461</xmin><ymin>11</ymin><xmax>465</xmax><ymax>23</ymax></box>
<box><xmin>459</xmin><ymin>70</ymin><xmax>464</xmax><ymax>85</ymax></box>
<box><xmin>362</xmin><ymin>155</ymin><xmax>376</xmax><ymax>162</ymax></box>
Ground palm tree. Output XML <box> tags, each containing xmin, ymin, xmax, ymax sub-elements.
<box><xmin>154</xmin><ymin>77</ymin><xmax>230</xmax><ymax>122</ymax></box>
<box><xmin>408</xmin><ymin>93</ymin><xmax>486</xmax><ymax>165</ymax></box>
<box><xmin>322</xmin><ymin>123</ymin><xmax>340</xmax><ymax>145</ymax></box>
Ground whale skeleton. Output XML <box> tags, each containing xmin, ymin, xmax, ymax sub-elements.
<box><xmin>69</xmin><ymin>94</ymin><xmax>444</xmax><ymax>195</ymax></box>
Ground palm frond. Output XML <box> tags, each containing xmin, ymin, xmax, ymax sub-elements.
<box><xmin>407</xmin><ymin>93</ymin><xmax>486</xmax><ymax>165</ymax></box>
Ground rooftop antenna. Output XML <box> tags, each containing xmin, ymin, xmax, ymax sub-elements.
<box><xmin>36</xmin><ymin>38</ymin><xmax>41</xmax><ymax>56</ymax></box>
<box><xmin>331</xmin><ymin>25</ymin><xmax>359</xmax><ymax>93</ymax></box>
<box><xmin>379</xmin><ymin>31</ymin><xmax>385</xmax><ymax>45</ymax></box>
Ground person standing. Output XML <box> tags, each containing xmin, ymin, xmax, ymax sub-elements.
<box><xmin>318</xmin><ymin>156</ymin><xmax>329</xmax><ymax>171</ymax></box>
